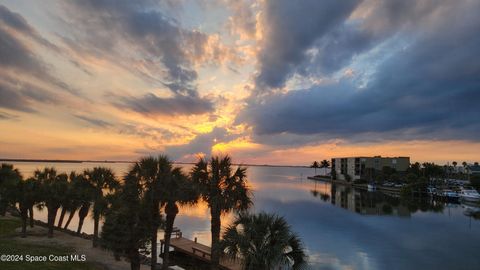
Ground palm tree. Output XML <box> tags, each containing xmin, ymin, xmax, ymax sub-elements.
<box><xmin>310</xmin><ymin>161</ymin><xmax>319</xmax><ymax>175</ymax></box>
<box><xmin>320</xmin><ymin>160</ymin><xmax>330</xmax><ymax>176</ymax></box>
<box><xmin>35</xmin><ymin>168</ymin><xmax>69</xmax><ymax>238</ymax></box>
<box><xmin>221</xmin><ymin>212</ymin><xmax>306</xmax><ymax>269</ymax></box>
<box><xmin>129</xmin><ymin>156</ymin><xmax>166</xmax><ymax>270</ymax></box>
<box><xmin>76</xmin><ymin>201</ymin><xmax>90</xmax><ymax>234</ymax></box>
<box><xmin>191</xmin><ymin>155</ymin><xmax>252</xmax><ymax>270</ymax></box>
<box><xmin>102</xmin><ymin>170</ymin><xmax>152</xmax><ymax>270</ymax></box>
<box><xmin>462</xmin><ymin>161</ymin><xmax>470</xmax><ymax>181</ymax></box>
<box><xmin>84</xmin><ymin>167</ymin><xmax>119</xmax><ymax>247</ymax></box>
<box><xmin>71</xmin><ymin>172</ymin><xmax>95</xmax><ymax>234</ymax></box>
<box><xmin>160</xmin><ymin>165</ymin><xmax>199</xmax><ymax>270</ymax></box>
<box><xmin>0</xmin><ymin>163</ymin><xmax>22</xmax><ymax>216</ymax></box>
<box><xmin>17</xmin><ymin>178</ymin><xmax>38</xmax><ymax>237</ymax></box>
<box><xmin>57</xmin><ymin>171</ymin><xmax>79</xmax><ymax>228</ymax></box>
<box><xmin>63</xmin><ymin>172</ymin><xmax>88</xmax><ymax>230</ymax></box>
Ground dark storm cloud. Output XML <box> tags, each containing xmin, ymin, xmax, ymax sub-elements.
<box><xmin>301</xmin><ymin>23</ymin><xmax>375</xmax><ymax>76</ymax></box>
<box><xmin>60</xmin><ymin>0</ymin><xmax>215</xmax><ymax>107</ymax></box>
<box><xmin>254</xmin><ymin>0</ymin><xmax>361</xmax><ymax>89</ymax></box>
<box><xmin>241</xmin><ymin>0</ymin><xmax>480</xmax><ymax>142</ymax></box>
<box><xmin>301</xmin><ymin>0</ymin><xmax>450</xmax><ymax>77</ymax></box>
<box><xmin>114</xmin><ymin>93</ymin><xmax>213</xmax><ymax>116</ymax></box>
<box><xmin>255</xmin><ymin>0</ymin><xmax>453</xmax><ymax>87</ymax></box>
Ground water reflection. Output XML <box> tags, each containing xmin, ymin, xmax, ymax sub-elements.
<box><xmin>9</xmin><ymin>162</ymin><xmax>480</xmax><ymax>269</ymax></box>
<box><xmin>309</xmin><ymin>181</ymin><xmax>451</xmax><ymax>217</ymax></box>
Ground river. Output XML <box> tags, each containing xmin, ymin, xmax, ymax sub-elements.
<box><xmin>8</xmin><ymin>161</ymin><xmax>480</xmax><ymax>270</ymax></box>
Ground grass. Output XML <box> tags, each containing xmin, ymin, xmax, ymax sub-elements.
<box><xmin>0</xmin><ymin>216</ymin><xmax>101</xmax><ymax>270</ymax></box>
<box><xmin>0</xmin><ymin>219</ymin><xmax>21</xmax><ymax>236</ymax></box>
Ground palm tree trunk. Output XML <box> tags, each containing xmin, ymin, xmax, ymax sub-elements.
<box><xmin>210</xmin><ymin>206</ymin><xmax>221</xmax><ymax>270</ymax></box>
<box><xmin>77</xmin><ymin>217</ymin><xmax>85</xmax><ymax>235</ymax></box>
<box><xmin>93</xmin><ymin>213</ymin><xmax>100</xmax><ymax>247</ymax></box>
<box><xmin>20</xmin><ymin>205</ymin><xmax>28</xmax><ymax>238</ymax></box>
<box><xmin>64</xmin><ymin>208</ymin><xmax>77</xmax><ymax>229</ymax></box>
<box><xmin>57</xmin><ymin>207</ymin><xmax>67</xmax><ymax>228</ymax></box>
<box><xmin>129</xmin><ymin>248</ymin><xmax>141</xmax><ymax>270</ymax></box>
<box><xmin>28</xmin><ymin>206</ymin><xmax>34</xmax><ymax>227</ymax></box>
<box><xmin>0</xmin><ymin>200</ymin><xmax>7</xmax><ymax>216</ymax></box>
<box><xmin>151</xmin><ymin>225</ymin><xmax>158</xmax><ymax>270</ymax></box>
<box><xmin>151</xmin><ymin>199</ymin><xmax>160</xmax><ymax>270</ymax></box>
<box><xmin>47</xmin><ymin>206</ymin><xmax>58</xmax><ymax>238</ymax></box>
<box><xmin>162</xmin><ymin>202</ymin><xmax>179</xmax><ymax>270</ymax></box>
<box><xmin>77</xmin><ymin>203</ymin><xmax>89</xmax><ymax>235</ymax></box>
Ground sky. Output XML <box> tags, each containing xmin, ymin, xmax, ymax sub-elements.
<box><xmin>0</xmin><ymin>0</ymin><xmax>479</xmax><ymax>165</ymax></box>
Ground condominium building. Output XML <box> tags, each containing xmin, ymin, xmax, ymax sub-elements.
<box><xmin>331</xmin><ymin>156</ymin><xmax>410</xmax><ymax>181</ymax></box>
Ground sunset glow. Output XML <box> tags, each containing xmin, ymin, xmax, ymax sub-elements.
<box><xmin>1</xmin><ymin>0</ymin><xmax>479</xmax><ymax>165</ymax></box>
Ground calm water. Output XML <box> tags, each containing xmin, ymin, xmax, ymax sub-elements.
<box><xmin>10</xmin><ymin>162</ymin><xmax>480</xmax><ymax>270</ymax></box>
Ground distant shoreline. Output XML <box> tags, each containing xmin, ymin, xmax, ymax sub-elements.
<box><xmin>0</xmin><ymin>158</ymin><xmax>309</xmax><ymax>168</ymax></box>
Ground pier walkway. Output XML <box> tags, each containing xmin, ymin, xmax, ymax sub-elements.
<box><xmin>160</xmin><ymin>236</ymin><xmax>241</xmax><ymax>270</ymax></box>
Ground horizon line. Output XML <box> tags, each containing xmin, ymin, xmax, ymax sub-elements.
<box><xmin>0</xmin><ymin>158</ymin><xmax>310</xmax><ymax>168</ymax></box>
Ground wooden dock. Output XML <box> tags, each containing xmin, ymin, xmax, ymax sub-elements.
<box><xmin>160</xmin><ymin>237</ymin><xmax>241</xmax><ymax>270</ymax></box>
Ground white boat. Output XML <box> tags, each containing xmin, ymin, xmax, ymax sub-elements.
<box><xmin>459</xmin><ymin>188</ymin><xmax>480</xmax><ymax>202</ymax></box>
<box><xmin>441</xmin><ymin>189</ymin><xmax>460</xmax><ymax>199</ymax></box>
<box><xmin>367</xmin><ymin>183</ymin><xmax>376</xmax><ymax>192</ymax></box>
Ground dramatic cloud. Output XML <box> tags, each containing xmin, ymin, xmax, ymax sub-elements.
<box><xmin>254</xmin><ymin>0</ymin><xmax>360</xmax><ymax>90</ymax></box>
<box><xmin>114</xmin><ymin>93</ymin><xmax>213</xmax><ymax>116</ymax></box>
<box><xmin>58</xmin><ymin>0</ymin><xmax>228</xmax><ymax>114</ymax></box>
<box><xmin>0</xmin><ymin>76</ymin><xmax>58</xmax><ymax>112</ymax></box>
<box><xmin>166</xmin><ymin>127</ymin><xmax>238</xmax><ymax>160</ymax></box>
<box><xmin>299</xmin><ymin>0</ymin><xmax>453</xmax><ymax>77</ymax></box>
<box><xmin>240</xmin><ymin>0</ymin><xmax>480</xmax><ymax>142</ymax></box>
<box><xmin>0</xmin><ymin>26</ymin><xmax>45</xmax><ymax>76</ymax></box>
<box><xmin>0</xmin><ymin>5</ymin><xmax>59</xmax><ymax>50</ymax></box>
<box><xmin>1</xmin><ymin>0</ymin><xmax>480</xmax><ymax>163</ymax></box>
<box><xmin>0</xmin><ymin>5</ymin><xmax>78</xmax><ymax>97</ymax></box>
<box><xmin>224</xmin><ymin>0</ymin><xmax>257</xmax><ymax>39</ymax></box>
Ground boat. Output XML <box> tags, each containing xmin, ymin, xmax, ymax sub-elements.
<box><xmin>367</xmin><ymin>183</ymin><xmax>376</xmax><ymax>192</ymax></box>
<box><xmin>459</xmin><ymin>188</ymin><xmax>480</xmax><ymax>202</ymax></box>
<box><xmin>441</xmin><ymin>189</ymin><xmax>460</xmax><ymax>200</ymax></box>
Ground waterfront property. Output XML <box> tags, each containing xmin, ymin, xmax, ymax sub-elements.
<box><xmin>5</xmin><ymin>162</ymin><xmax>480</xmax><ymax>270</ymax></box>
<box><xmin>331</xmin><ymin>156</ymin><xmax>410</xmax><ymax>181</ymax></box>
<box><xmin>469</xmin><ymin>164</ymin><xmax>480</xmax><ymax>175</ymax></box>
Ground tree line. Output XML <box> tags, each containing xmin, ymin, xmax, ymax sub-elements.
<box><xmin>0</xmin><ymin>155</ymin><xmax>307</xmax><ymax>270</ymax></box>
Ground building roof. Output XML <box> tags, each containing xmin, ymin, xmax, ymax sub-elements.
<box><xmin>331</xmin><ymin>156</ymin><xmax>410</xmax><ymax>159</ymax></box>
<box><xmin>469</xmin><ymin>165</ymin><xmax>480</xmax><ymax>172</ymax></box>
